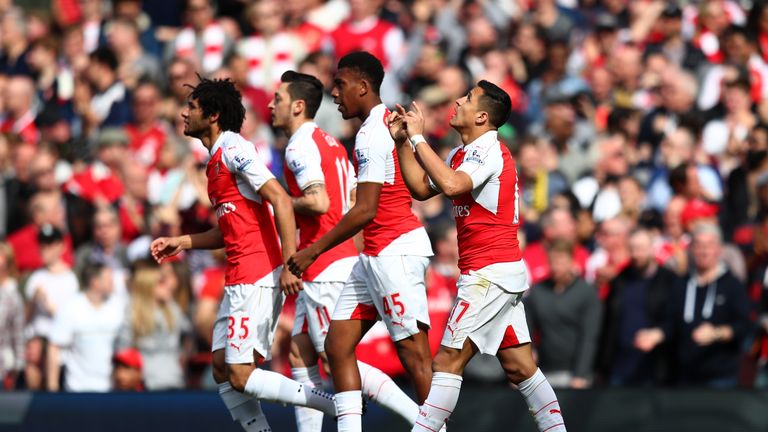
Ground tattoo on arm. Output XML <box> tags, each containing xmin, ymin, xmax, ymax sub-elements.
<box><xmin>303</xmin><ymin>183</ymin><xmax>323</xmax><ymax>196</ymax></box>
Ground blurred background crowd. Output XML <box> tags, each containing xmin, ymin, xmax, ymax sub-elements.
<box><xmin>0</xmin><ymin>0</ymin><xmax>767</xmax><ymax>394</ymax></box>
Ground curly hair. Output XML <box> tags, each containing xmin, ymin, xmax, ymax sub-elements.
<box><xmin>186</xmin><ymin>76</ymin><xmax>245</xmax><ymax>133</ymax></box>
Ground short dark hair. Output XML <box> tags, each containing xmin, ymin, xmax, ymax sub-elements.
<box><xmin>90</xmin><ymin>47</ymin><xmax>118</xmax><ymax>72</ymax></box>
<box><xmin>281</xmin><ymin>70</ymin><xmax>323</xmax><ymax>119</ymax></box>
<box><xmin>186</xmin><ymin>76</ymin><xmax>245</xmax><ymax>133</ymax></box>
<box><xmin>81</xmin><ymin>263</ymin><xmax>107</xmax><ymax>288</ymax></box>
<box><xmin>547</xmin><ymin>239</ymin><xmax>574</xmax><ymax>256</ymax></box>
<box><xmin>337</xmin><ymin>51</ymin><xmax>385</xmax><ymax>95</ymax></box>
<box><xmin>477</xmin><ymin>80</ymin><xmax>511</xmax><ymax>128</ymax></box>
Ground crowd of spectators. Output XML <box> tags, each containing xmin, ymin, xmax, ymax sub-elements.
<box><xmin>0</xmin><ymin>0</ymin><xmax>767</xmax><ymax>393</ymax></box>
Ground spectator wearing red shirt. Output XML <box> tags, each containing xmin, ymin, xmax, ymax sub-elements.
<box><xmin>7</xmin><ymin>191</ymin><xmax>74</xmax><ymax>273</ymax></box>
<box><xmin>0</xmin><ymin>75</ymin><xmax>39</xmax><ymax>145</ymax></box>
<box><xmin>524</xmin><ymin>207</ymin><xmax>589</xmax><ymax>286</ymax></box>
<box><xmin>63</xmin><ymin>127</ymin><xmax>126</xmax><ymax>205</ymax></box>
<box><xmin>236</xmin><ymin>0</ymin><xmax>306</xmax><ymax>92</ymax></box>
<box><xmin>124</xmin><ymin>81</ymin><xmax>168</xmax><ymax>168</ymax></box>
<box><xmin>330</xmin><ymin>0</ymin><xmax>405</xmax><ymax>104</ymax></box>
<box><xmin>117</xmin><ymin>160</ymin><xmax>149</xmax><ymax>243</ymax></box>
<box><xmin>586</xmin><ymin>216</ymin><xmax>632</xmax><ymax>300</ymax></box>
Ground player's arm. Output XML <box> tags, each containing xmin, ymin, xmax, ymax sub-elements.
<box><xmin>387</xmin><ymin>107</ymin><xmax>439</xmax><ymax>200</ymax></box>
<box><xmin>293</xmin><ymin>182</ymin><xmax>330</xmax><ymax>215</ymax></box>
<box><xmin>404</xmin><ymin>102</ymin><xmax>474</xmax><ymax>199</ymax></box>
<box><xmin>260</xmin><ymin>179</ymin><xmax>298</xmax><ymax>262</ymax></box>
<box><xmin>259</xmin><ymin>178</ymin><xmax>303</xmax><ymax>294</ymax></box>
<box><xmin>288</xmin><ymin>182</ymin><xmax>380</xmax><ymax>277</ymax></box>
<box><xmin>150</xmin><ymin>226</ymin><xmax>224</xmax><ymax>263</ymax></box>
<box><xmin>286</xmin><ymin>143</ymin><xmax>330</xmax><ymax>215</ymax></box>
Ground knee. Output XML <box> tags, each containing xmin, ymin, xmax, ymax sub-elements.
<box><xmin>432</xmin><ymin>349</ymin><xmax>465</xmax><ymax>375</ymax></box>
<box><xmin>288</xmin><ymin>349</ymin><xmax>302</xmax><ymax>368</ymax></box>
<box><xmin>227</xmin><ymin>366</ymin><xmax>250</xmax><ymax>393</ymax></box>
<box><xmin>399</xmin><ymin>347</ymin><xmax>431</xmax><ymax>370</ymax></box>
<box><xmin>323</xmin><ymin>334</ymin><xmax>349</xmax><ymax>363</ymax></box>
<box><xmin>502</xmin><ymin>360</ymin><xmax>537</xmax><ymax>385</ymax></box>
<box><xmin>212</xmin><ymin>362</ymin><xmax>228</xmax><ymax>384</ymax></box>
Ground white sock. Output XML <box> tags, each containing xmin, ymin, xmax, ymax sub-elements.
<box><xmin>218</xmin><ymin>382</ymin><xmax>272</xmax><ymax>432</ymax></box>
<box><xmin>243</xmin><ymin>368</ymin><xmax>336</xmax><ymax>417</ymax></box>
<box><xmin>517</xmin><ymin>369</ymin><xmax>566</xmax><ymax>432</ymax></box>
<box><xmin>292</xmin><ymin>366</ymin><xmax>324</xmax><ymax>432</ymax></box>
<box><xmin>358</xmin><ymin>361</ymin><xmax>419</xmax><ymax>424</ymax></box>
<box><xmin>335</xmin><ymin>390</ymin><xmax>363</xmax><ymax>432</ymax></box>
<box><xmin>412</xmin><ymin>372</ymin><xmax>462</xmax><ymax>432</ymax></box>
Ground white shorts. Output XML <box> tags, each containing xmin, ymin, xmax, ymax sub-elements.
<box><xmin>441</xmin><ymin>272</ymin><xmax>531</xmax><ymax>355</ymax></box>
<box><xmin>212</xmin><ymin>277</ymin><xmax>285</xmax><ymax>364</ymax></box>
<box><xmin>292</xmin><ymin>281</ymin><xmax>345</xmax><ymax>353</ymax></box>
<box><xmin>332</xmin><ymin>255</ymin><xmax>430</xmax><ymax>342</ymax></box>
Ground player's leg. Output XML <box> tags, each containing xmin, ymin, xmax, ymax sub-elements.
<box><xmin>414</xmin><ymin>276</ymin><xmax>516</xmax><ymax>432</ymax></box>
<box><xmin>324</xmin><ymin>318</ymin><xmax>375</xmax><ymax>432</ymax></box>
<box><xmin>290</xmin><ymin>290</ymin><xmax>324</xmax><ymax>432</ymax></box>
<box><xmin>212</xmin><ymin>292</ymin><xmax>271</xmax><ymax>432</ymax></box>
<box><xmin>368</xmin><ymin>255</ymin><xmax>434</xmax><ymax>403</ymax></box>
<box><xmin>497</xmin><ymin>335</ymin><xmax>566</xmax><ymax>431</ymax></box>
<box><xmin>392</xmin><ymin>326</ymin><xmax>433</xmax><ymax>402</ymax></box>
<box><xmin>225</xmin><ymin>284</ymin><xmax>336</xmax><ymax>416</ymax></box>
<box><xmin>411</xmin><ymin>340</ymin><xmax>477</xmax><ymax>432</ymax></box>
<box><xmin>325</xmin><ymin>262</ymin><xmax>380</xmax><ymax>432</ymax></box>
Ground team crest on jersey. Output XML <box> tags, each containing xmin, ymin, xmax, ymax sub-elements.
<box><xmin>289</xmin><ymin>156</ymin><xmax>307</xmax><ymax>175</ymax></box>
<box><xmin>233</xmin><ymin>153</ymin><xmax>253</xmax><ymax>172</ymax></box>
<box><xmin>465</xmin><ymin>149</ymin><xmax>485</xmax><ymax>165</ymax></box>
<box><xmin>355</xmin><ymin>148</ymin><xmax>370</xmax><ymax>166</ymax></box>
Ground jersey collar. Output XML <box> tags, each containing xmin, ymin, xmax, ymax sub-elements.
<box><xmin>288</xmin><ymin>121</ymin><xmax>318</xmax><ymax>147</ymax></box>
<box><xmin>463</xmin><ymin>130</ymin><xmax>498</xmax><ymax>149</ymax></box>
<box><xmin>362</xmin><ymin>104</ymin><xmax>386</xmax><ymax>127</ymax></box>
<box><xmin>210</xmin><ymin>130</ymin><xmax>233</xmax><ymax>155</ymax></box>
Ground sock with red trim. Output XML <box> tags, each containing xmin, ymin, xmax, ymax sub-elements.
<box><xmin>412</xmin><ymin>372</ymin><xmax>462</xmax><ymax>432</ymax></box>
<box><xmin>336</xmin><ymin>390</ymin><xmax>363</xmax><ymax>432</ymax></box>
<box><xmin>358</xmin><ymin>361</ymin><xmax>419</xmax><ymax>424</ymax></box>
<box><xmin>292</xmin><ymin>366</ymin><xmax>324</xmax><ymax>432</ymax></box>
<box><xmin>517</xmin><ymin>368</ymin><xmax>566</xmax><ymax>432</ymax></box>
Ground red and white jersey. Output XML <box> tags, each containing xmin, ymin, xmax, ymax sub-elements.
<box><xmin>236</xmin><ymin>32</ymin><xmax>306</xmax><ymax>92</ymax></box>
<box><xmin>207</xmin><ymin>131</ymin><xmax>282</xmax><ymax>285</ymax></box>
<box><xmin>284</xmin><ymin>122</ymin><xmax>358</xmax><ymax>282</ymax></box>
<box><xmin>438</xmin><ymin>131</ymin><xmax>523</xmax><ymax>280</ymax></box>
<box><xmin>354</xmin><ymin>104</ymin><xmax>432</xmax><ymax>257</ymax></box>
<box><xmin>330</xmin><ymin>17</ymin><xmax>404</xmax><ymax>70</ymax></box>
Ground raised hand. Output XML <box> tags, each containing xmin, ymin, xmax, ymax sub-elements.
<box><xmin>387</xmin><ymin>104</ymin><xmax>410</xmax><ymax>144</ymax></box>
<box><xmin>402</xmin><ymin>101</ymin><xmax>426</xmax><ymax>138</ymax></box>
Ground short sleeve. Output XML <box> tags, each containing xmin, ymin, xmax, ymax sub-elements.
<box><xmin>285</xmin><ymin>140</ymin><xmax>324</xmax><ymax>190</ymax></box>
<box><xmin>456</xmin><ymin>146</ymin><xmax>499</xmax><ymax>189</ymax></box>
<box><xmin>222</xmin><ymin>135</ymin><xmax>275</xmax><ymax>194</ymax></box>
<box><xmin>354</xmin><ymin>132</ymin><xmax>387</xmax><ymax>184</ymax></box>
<box><xmin>347</xmin><ymin>160</ymin><xmax>358</xmax><ymax>190</ymax></box>
<box><xmin>24</xmin><ymin>272</ymin><xmax>41</xmax><ymax>301</ymax></box>
<box><xmin>49</xmin><ymin>304</ymin><xmax>74</xmax><ymax>346</ymax></box>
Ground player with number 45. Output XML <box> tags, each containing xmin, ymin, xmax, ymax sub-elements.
<box><xmin>270</xmin><ymin>70</ymin><xmax>433</xmax><ymax>432</ymax></box>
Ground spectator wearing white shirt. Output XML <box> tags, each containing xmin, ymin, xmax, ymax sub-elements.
<box><xmin>23</xmin><ymin>224</ymin><xmax>80</xmax><ymax>390</ymax></box>
<box><xmin>46</xmin><ymin>263</ymin><xmax>125</xmax><ymax>392</ymax></box>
